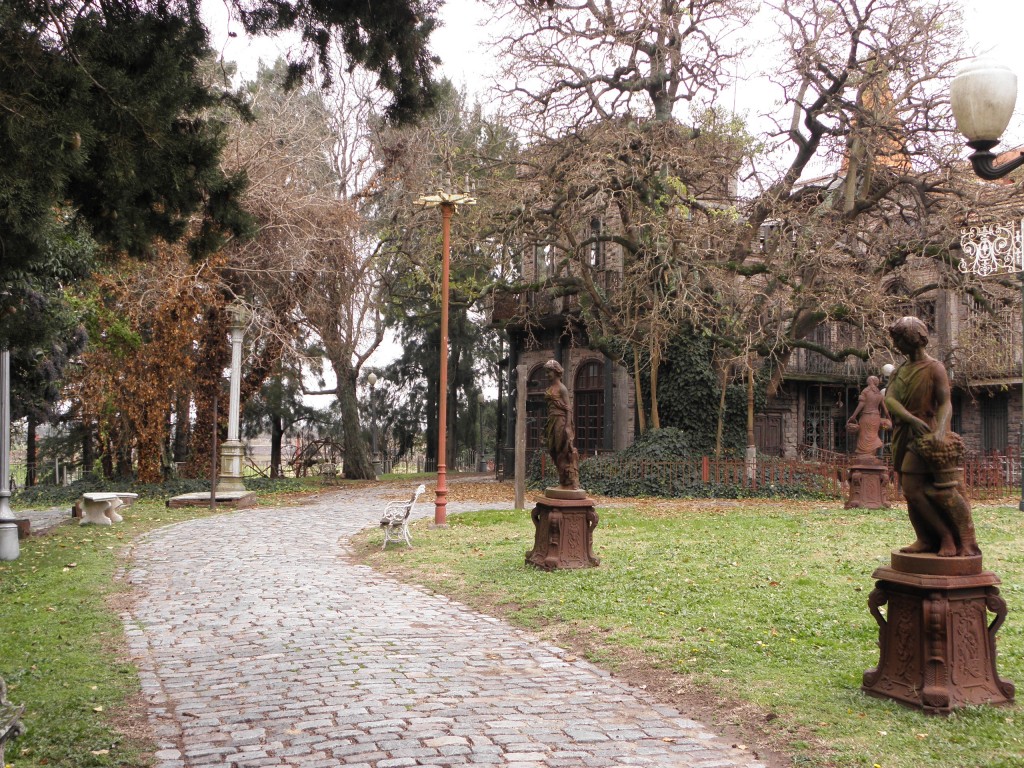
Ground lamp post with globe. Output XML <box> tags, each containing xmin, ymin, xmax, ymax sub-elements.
<box><xmin>950</xmin><ymin>57</ymin><xmax>1024</xmax><ymax>511</ymax></box>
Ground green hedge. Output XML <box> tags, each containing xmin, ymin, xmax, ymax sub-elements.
<box><xmin>527</xmin><ymin>428</ymin><xmax>838</xmax><ymax>500</ymax></box>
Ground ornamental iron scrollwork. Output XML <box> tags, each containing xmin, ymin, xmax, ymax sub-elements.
<box><xmin>959</xmin><ymin>219</ymin><xmax>1024</xmax><ymax>276</ymax></box>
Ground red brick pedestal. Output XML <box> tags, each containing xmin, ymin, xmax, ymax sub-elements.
<box><xmin>526</xmin><ymin>495</ymin><xmax>600</xmax><ymax>570</ymax></box>
<box><xmin>863</xmin><ymin>552</ymin><xmax>1015</xmax><ymax>714</ymax></box>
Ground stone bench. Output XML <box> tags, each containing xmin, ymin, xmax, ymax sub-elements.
<box><xmin>77</xmin><ymin>492</ymin><xmax>139</xmax><ymax>526</ymax></box>
<box><xmin>0</xmin><ymin>677</ymin><xmax>25</xmax><ymax>765</ymax></box>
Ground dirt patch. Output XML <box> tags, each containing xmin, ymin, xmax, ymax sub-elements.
<box><xmin>105</xmin><ymin>553</ymin><xmax>157</xmax><ymax>766</ymax></box>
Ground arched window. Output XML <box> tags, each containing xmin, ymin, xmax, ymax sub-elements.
<box><xmin>574</xmin><ymin>360</ymin><xmax>605</xmax><ymax>456</ymax></box>
<box><xmin>526</xmin><ymin>365</ymin><xmax>548</xmax><ymax>452</ymax></box>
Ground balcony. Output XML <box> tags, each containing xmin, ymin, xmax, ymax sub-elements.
<box><xmin>787</xmin><ymin>348</ymin><xmax>868</xmax><ymax>380</ymax></box>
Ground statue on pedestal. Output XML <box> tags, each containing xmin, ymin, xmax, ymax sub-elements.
<box><xmin>847</xmin><ymin>376</ymin><xmax>891</xmax><ymax>460</ymax></box>
<box><xmin>884</xmin><ymin>316</ymin><xmax>979</xmax><ymax>557</ymax></box>
<box><xmin>525</xmin><ymin>359</ymin><xmax>598</xmax><ymax>570</ymax></box>
<box><xmin>862</xmin><ymin>317</ymin><xmax>1012</xmax><ymax>713</ymax></box>
<box><xmin>543</xmin><ymin>360</ymin><xmax>580</xmax><ymax>491</ymax></box>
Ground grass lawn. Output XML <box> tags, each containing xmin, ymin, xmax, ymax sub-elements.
<box><xmin>0</xmin><ymin>499</ymin><xmax>244</xmax><ymax>768</ymax></box>
<box><xmin>351</xmin><ymin>500</ymin><xmax>1024</xmax><ymax>768</ymax></box>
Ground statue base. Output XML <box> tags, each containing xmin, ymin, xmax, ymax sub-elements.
<box><xmin>845</xmin><ymin>460</ymin><xmax>890</xmax><ymax>509</ymax></box>
<box><xmin>526</xmin><ymin>494</ymin><xmax>600</xmax><ymax>570</ymax></box>
<box><xmin>863</xmin><ymin>552</ymin><xmax>1014</xmax><ymax>714</ymax></box>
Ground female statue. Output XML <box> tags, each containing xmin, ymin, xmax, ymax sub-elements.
<box><xmin>885</xmin><ymin>317</ymin><xmax>979</xmax><ymax>557</ymax></box>
<box><xmin>847</xmin><ymin>375</ymin><xmax>891</xmax><ymax>459</ymax></box>
<box><xmin>544</xmin><ymin>360</ymin><xmax>580</xmax><ymax>490</ymax></box>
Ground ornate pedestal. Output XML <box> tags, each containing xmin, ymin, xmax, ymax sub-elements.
<box><xmin>863</xmin><ymin>552</ymin><xmax>1014</xmax><ymax>714</ymax></box>
<box><xmin>526</xmin><ymin>494</ymin><xmax>600</xmax><ymax>570</ymax></box>
<box><xmin>845</xmin><ymin>460</ymin><xmax>890</xmax><ymax>509</ymax></box>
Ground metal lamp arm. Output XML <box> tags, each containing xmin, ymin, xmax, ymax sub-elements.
<box><xmin>967</xmin><ymin>140</ymin><xmax>1024</xmax><ymax>181</ymax></box>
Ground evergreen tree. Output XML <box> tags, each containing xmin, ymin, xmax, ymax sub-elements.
<box><xmin>0</xmin><ymin>0</ymin><xmax>440</xmax><ymax>347</ymax></box>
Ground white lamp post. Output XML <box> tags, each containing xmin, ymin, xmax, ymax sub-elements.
<box><xmin>951</xmin><ymin>57</ymin><xmax>1024</xmax><ymax>511</ymax></box>
<box><xmin>0</xmin><ymin>347</ymin><xmax>18</xmax><ymax>561</ymax></box>
<box><xmin>216</xmin><ymin>301</ymin><xmax>248</xmax><ymax>494</ymax></box>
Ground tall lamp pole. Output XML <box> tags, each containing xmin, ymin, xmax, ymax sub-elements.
<box><xmin>951</xmin><ymin>57</ymin><xmax>1024</xmax><ymax>511</ymax></box>
<box><xmin>415</xmin><ymin>184</ymin><xmax>477</xmax><ymax>526</ymax></box>
<box><xmin>0</xmin><ymin>346</ymin><xmax>18</xmax><ymax>561</ymax></box>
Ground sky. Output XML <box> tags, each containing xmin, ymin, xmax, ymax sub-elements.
<box><xmin>202</xmin><ymin>0</ymin><xmax>1024</xmax><ymax>137</ymax></box>
<box><xmin>198</xmin><ymin>0</ymin><xmax>1024</xmax><ymax>392</ymax></box>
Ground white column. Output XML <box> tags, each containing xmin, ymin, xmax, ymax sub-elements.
<box><xmin>216</xmin><ymin>303</ymin><xmax>247</xmax><ymax>494</ymax></box>
<box><xmin>0</xmin><ymin>348</ymin><xmax>19</xmax><ymax>560</ymax></box>
<box><xmin>227</xmin><ymin>322</ymin><xmax>243</xmax><ymax>442</ymax></box>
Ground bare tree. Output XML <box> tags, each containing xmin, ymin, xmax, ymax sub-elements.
<box><xmin>221</xmin><ymin>63</ymin><xmax>391</xmax><ymax>480</ymax></box>
<box><xmin>482</xmin><ymin>0</ymin><xmax>1004</xmax><ymax>433</ymax></box>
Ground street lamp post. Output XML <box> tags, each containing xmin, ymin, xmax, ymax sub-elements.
<box><xmin>414</xmin><ymin>184</ymin><xmax>477</xmax><ymax>526</ymax></box>
<box><xmin>951</xmin><ymin>57</ymin><xmax>1024</xmax><ymax>511</ymax></box>
<box><xmin>0</xmin><ymin>347</ymin><xmax>18</xmax><ymax>561</ymax></box>
<box><xmin>477</xmin><ymin>392</ymin><xmax>487</xmax><ymax>473</ymax></box>
<box><xmin>367</xmin><ymin>372</ymin><xmax>380</xmax><ymax>476</ymax></box>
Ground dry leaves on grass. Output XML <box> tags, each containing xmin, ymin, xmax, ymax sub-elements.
<box><xmin>382</xmin><ymin>481</ymin><xmax>516</xmax><ymax>505</ymax></box>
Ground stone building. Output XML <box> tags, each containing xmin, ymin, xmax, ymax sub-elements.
<box><xmin>491</xmin><ymin>162</ymin><xmax>1024</xmax><ymax>472</ymax></box>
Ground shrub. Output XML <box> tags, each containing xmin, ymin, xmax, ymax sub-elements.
<box><xmin>526</xmin><ymin>428</ymin><xmax>838</xmax><ymax>500</ymax></box>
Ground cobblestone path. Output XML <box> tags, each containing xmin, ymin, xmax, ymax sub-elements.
<box><xmin>124</xmin><ymin>487</ymin><xmax>766</xmax><ymax>768</ymax></box>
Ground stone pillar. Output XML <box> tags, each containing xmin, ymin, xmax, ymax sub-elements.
<box><xmin>217</xmin><ymin>303</ymin><xmax>247</xmax><ymax>494</ymax></box>
<box><xmin>0</xmin><ymin>348</ymin><xmax>19</xmax><ymax>561</ymax></box>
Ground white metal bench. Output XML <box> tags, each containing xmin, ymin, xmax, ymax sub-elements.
<box><xmin>380</xmin><ymin>483</ymin><xmax>426</xmax><ymax>550</ymax></box>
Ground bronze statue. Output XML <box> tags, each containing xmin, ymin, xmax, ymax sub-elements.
<box><xmin>847</xmin><ymin>375</ymin><xmax>891</xmax><ymax>459</ymax></box>
<box><xmin>884</xmin><ymin>317</ymin><xmax>980</xmax><ymax>557</ymax></box>
<box><xmin>543</xmin><ymin>360</ymin><xmax>580</xmax><ymax>490</ymax></box>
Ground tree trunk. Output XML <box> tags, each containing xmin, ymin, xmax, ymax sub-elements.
<box><xmin>746</xmin><ymin>356</ymin><xmax>756</xmax><ymax>449</ymax></box>
<box><xmin>448</xmin><ymin>341</ymin><xmax>461</xmax><ymax>468</ymax></box>
<box><xmin>101</xmin><ymin>436</ymin><xmax>114</xmax><ymax>479</ymax></box>
<box><xmin>270</xmin><ymin>414</ymin><xmax>283</xmax><ymax>479</ymax></box>
<box><xmin>82</xmin><ymin>421</ymin><xmax>94</xmax><ymax>479</ymax></box>
<box><xmin>26</xmin><ymin>411</ymin><xmax>37</xmax><ymax>486</ymax></box>
<box><xmin>715</xmin><ymin>361</ymin><xmax>729</xmax><ymax>458</ymax></box>
<box><xmin>632</xmin><ymin>346</ymin><xmax>647</xmax><ymax>433</ymax></box>
<box><xmin>649</xmin><ymin>341</ymin><xmax>661</xmax><ymax>430</ymax></box>
<box><xmin>116</xmin><ymin>444</ymin><xmax>134</xmax><ymax>480</ymax></box>
<box><xmin>333</xmin><ymin>357</ymin><xmax>375</xmax><ymax>480</ymax></box>
<box><xmin>172</xmin><ymin>392</ymin><xmax>191</xmax><ymax>464</ymax></box>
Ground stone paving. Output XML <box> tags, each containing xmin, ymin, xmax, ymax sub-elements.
<box><xmin>14</xmin><ymin>505</ymin><xmax>69</xmax><ymax>535</ymax></box>
<box><xmin>124</xmin><ymin>486</ymin><xmax>766</xmax><ymax>768</ymax></box>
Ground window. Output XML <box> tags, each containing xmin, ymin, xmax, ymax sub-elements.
<box><xmin>981</xmin><ymin>395</ymin><xmax>1009</xmax><ymax>454</ymax></box>
<box><xmin>588</xmin><ymin>219</ymin><xmax>603</xmax><ymax>269</ymax></box>
<box><xmin>574</xmin><ymin>360</ymin><xmax>605</xmax><ymax>456</ymax></box>
<box><xmin>534</xmin><ymin>244</ymin><xmax>554</xmax><ymax>281</ymax></box>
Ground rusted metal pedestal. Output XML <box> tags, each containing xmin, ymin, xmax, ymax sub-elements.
<box><xmin>845</xmin><ymin>461</ymin><xmax>890</xmax><ymax>509</ymax></box>
<box><xmin>863</xmin><ymin>551</ymin><xmax>1015</xmax><ymax>714</ymax></box>
<box><xmin>526</xmin><ymin>493</ymin><xmax>600</xmax><ymax>570</ymax></box>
